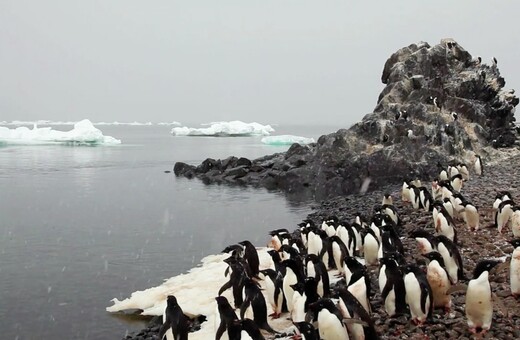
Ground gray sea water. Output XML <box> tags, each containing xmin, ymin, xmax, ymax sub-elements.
<box><xmin>0</xmin><ymin>124</ymin><xmax>338</xmax><ymax>339</ymax></box>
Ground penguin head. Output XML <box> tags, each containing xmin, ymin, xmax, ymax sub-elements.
<box><xmin>307</xmin><ymin>298</ymin><xmax>336</xmax><ymax>315</ymax></box>
<box><xmin>293</xmin><ymin>321</ymin><xmax>317</xmax><ymax>337</ymax></box>
<box><xmin>409</xmin><ymin>228</ymin><xmax>432</xmax><ymax>240</ymax></box>
<box><xmin>290</xmin><ymin>282</ymin><xmax>305</xmax><ymax>295</ymax></box>
<box><xmin>166</xmin><ymin>295</ymin><xmax>178</xmax><ymax>307</ymax></box>
<box><xmin>510</xmin><ymin>239</ymin><xmax>520</xmax><ymax>249</ymax></box>
<box><xmin>473</xmin><ymin>259</ymin><xmax>502</xmax><ymax>279</ymax></box>
<box><xmin>422</xmin><ymin>251</ymin><xmax>445</xmax><ymax>267</ymax></box>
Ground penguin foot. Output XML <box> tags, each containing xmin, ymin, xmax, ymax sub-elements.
<box><xmin>291</xmin><ymin>334</ymin><xmax>302</xmax><ymax>340</ymax></box>
<box><xmin>269</xmin><ymin>312</ymin><xmax>281</xmax><ymax>319</ymax></box>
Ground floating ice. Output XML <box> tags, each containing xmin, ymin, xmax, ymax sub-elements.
<box><xmin>171</xmin><ymin>121</ymin><xmax>274</xmax><ymax>137</ymax></box>
<box><xmin>261</xmin><ymin>135</ymin><xmax>315</xmax><ymax>145</ymax></box>
<box><xmin>0</xmin><ymin>120</ymin><xmax>169</xmax><ymax>126</ymax></box>
<box><xmin>94</xmin><ymin>121</ymin><xmax>153</xmax><ymax>126</ymax></box>
<box><xmin>0</xmin><ymin>119</ymin><xmax>121</xmax><ymax>145</ymax></box>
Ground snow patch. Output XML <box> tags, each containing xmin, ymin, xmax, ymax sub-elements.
<box><xmin>261</xmin><ymin>135</ymin><xmax>315</xmax><ymax>146</ymax></box>
<box><xmin>171</xmin><ymin>121</ymin><xmax>274</xmax><ymax>137</ymax></box>
<box><xmin>0</xmin><ymin>119</ymin><xmax>121</xmax><ymax>145</ymax></box>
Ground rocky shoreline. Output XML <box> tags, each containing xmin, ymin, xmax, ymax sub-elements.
<box><xmin>122</xmin><ymin>150</ymin><xmax>520</xmax><ymax>339</ymax></box>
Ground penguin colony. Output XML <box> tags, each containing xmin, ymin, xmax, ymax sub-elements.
<box><xmin>157</xmin><ymin>152</ymin><xmax>520</xmax><ymax>339</ymax></box>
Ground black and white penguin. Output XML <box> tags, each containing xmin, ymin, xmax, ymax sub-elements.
<box><xmin>347</xmin><ymin>266</ymin><xmax>372</xmax><ymax>315</ymax></box>
<box><xmin>220</xmin><ymin>257</ymin><xmax>247</xmax><ymax>308</ymax></box>
<box><xmin>410</xmin><ymin>229</ymin><xmax>435</xmax><ymax>255</ymax></box>
<box><xmin>267</xmin><ymin>249</ymin><xmax>283</xmax><ymax>274</ymax></box>
<box><xmin>474</xmin><ymin>56</ymin><xmax>482</xmax><ymax>66</ymax></box>
<box><xmin>158</xmin><ymin>295</ymin><xmax>189</xmax><ymax>340</ymax></box>
<box><xmin>402</xmin><ymin>181</ymin><xmax>412</xmax><ymax>202</ymax></box>
<box><xmin>343</xmin><ymin>255</ymin><xmax>365</xmax><ymax>290</ymax></box>
<box><xmin>234</xmin><ymin>319</ymin><xmax>266</xmax><ymax>340</ymax></box>
<box><xmin>435</xmin><ymin>235</ymin><xmax>465</xmax><ymax>284</ymax></box>
<box><xmin>496</xmin><ymin>199</ymin><xmax>515</xmax><ymax>233</ymax></box>
<box><xmin>433</xmin><ymin>202</ymin><xmax>458</xmax><ymax>243</ymax></box>
<box><xmin>511</xmin><ymin>206</ymin><xmax>520</xmax><ymax>237</ymax></box>
<box><xmin>215</xmin><ymin>296</ymin><xmax>239</xmax><ymax>340</ymax></box>
<box><xmin>306</xmin><ymin>299</ymin><xmax>349</xmax><ymax>339</ymax></box>
<box><xmin>382</xmin><ymin>193</ymin><xmax>393</xmax><ymax>206</ymax></box>
<box><xmin>423</xmin><ymin>252</ymin><xmax>452</xmax><ymax>312</ymax></box>
<box><xmin>240</xmin><ymin>277</ymin><xmax>277</xmax><ymax>333</ymax></box>
<box><xmin>379</xmin><ymin>255</ymin><xmax>407</xmax><ymax>317</ymax></box>
<box><xmin>361</xmin><ymin>228</ymin><xmax>380</xmax><ymax>266</ymax></box>
<box><xmin>282</xmin><ymin>259</ymin><xmax>305</xmax><ymax>313</ymax></box>
<box><xmin>239</xmin><ymin>240</ymin><xmax>260</xmax><ymax>278</ymax></box>
<box><xmin>381</xmin><ymin>204</ymin><xmax>401</xmax><ymax>226</ymax></box>
<box><xmin>259</xmin><ymin>269</ymin><xmax>286</xmax><ymax>319</ymax></box>
<box><xmin>510</xmin><ymin>239</ymin><xmax>520</xmax><ymax>297</ymax></box>
<box><xmin>268</xmin><ymin>229</ymin><xmax>290</xmax><ymax>250</ymax></box>
<box><xmin>460</xmin><ymin>200</ymin><xmax>480</xmax><ymax>231</ymax></box>
<box><xmin>305</xmin><ymin>254</ymin><xmax>330</xmax><ymax>298</ymax></box>
<box><xmin>402</xmin><ymin>264</ymin><xmax>433</xmax><ymax>325</ymax></box>
<box><xmin>492</xmin><ymin>57</ymin><xmax>498</xmax><ymax>67</ymax></box>
<box><xmin>336</xmin><ymin>221</ymin><xmax>356</xmax><ymax>257</ymax></box>
<box><xmin>450</xmin><ymin>173</ymin><xmax>463</xmax><ymax>193</ymax></box>
<box><xmin>466</xmin><ymin>259</ymin><xmax>502</xmax><ymax>335</ymax></box>
<box><xmin>474</xmin><ymin>154</ymin><xmax>483</xmax><ymax>176</ymax></box>
<box><xmin>292</xmin><ymin>277</ymin><xmax>320</xmax><ymax>323</ymax></box>
<box><xmin>337</xmin><ymin>287</ymin><xmax>379</xmax><ymax>340</ymax></box>
<box><xmin>419</xmin><ymin>186</ymin><xmax>434</xmax><ymax>212</ymax></box>
<box><xmin>292</xmin><ymin>321</ymin><xmax>319</xmax><ymax>340</ymax></box>
<box><xmin>328</xmin><ymin>235</ymin><xmax>349</xmax><ymax>272</ymax></box>
<box><xmin>433</xmin><ymin>96</ymin><xmax>441</xmax><ymax>110</ymax></box>
<box><xmin>451</xmin><ymin>112</ymin><xmax>458</xmax><ymax>121</ymax></box>
<box><xmin>456</xmin><ymin>162</ymin><xmax>469</xmax><ymax>181</ymax></box>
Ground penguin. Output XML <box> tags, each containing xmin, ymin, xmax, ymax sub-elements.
<box><xmin>402</xmin><ymin>264</ymin><xmax>433</xmax><ymax>325</ymax></box>
<box><xmin>434</xmin><ymin>235</ymin><xmax>465</xmax><ymax>284</ymax></box>
<box><xmin>306</xmin><ymin>228</ymin><xmax>326</xmax><ymax>257</ymax></box>
<box><xmin>267</xmin><ymin>249</ymin><xmax>283</xmax><ymax>274</ymax></box>
<box><xmin>343</xmin><ymin>256</ymin><xmax>365</xmax><ymax>291</ymax></box>
<box><xmin>496</xmin><ymin>199</ymin><xmax>515</xmax><ymax>233</ymax></box>
<box><xmin>158</xmin><ymin>295</ymin><xmax>189</xmax><ymax>340</ymax></box>
<box><xmin>410</xmin><ymin>229</ymin><xmax>435</xmax><ymax>255</ymax></box>
<box><xmin>379</xmin><ymin>255</ymin><xmax>407</xmax><ymax>317</ymax></box>
<box><xmin>321</xmin><ymin>217</ymin><xmax>338</xmax><ymax>237</ymax></box>
<box><xmin>337</xmin><ymin>287</ymin><xmax>379</xmax><ymax>340</ymax></box>
<box><xmin>466</xmin><ymin>259</ymin><xmax>502</xmax><ymax>335</ymax></box>
<box><xmin>259</xmin><ymin>269</ymin><xmax>286</xmax><ymax>318</ymax></box>
<box><xmin>240</xmin><ymin>277</ymin><xmax>277</xmax><ymax>333</ymax></box>
<box><xmin>290</xmin><ymin>282</ymin><xmax>307</xmax><ymax>323</ymax></box>
<box><xmin>492</xmin><ymin>57</ymin><xmax>498</xmax><ymax>67</ymax></box>
<box><xmin>433</xmin><ymin>203</ymin><xmax>458</xmax><ymax>243</ymax></box>
<box><xmin>279</xmin><ymin>244</ymin><xmax>302</xmax><ymax>262</ymax></box>
<box><xmin>510</xmin><ymin>239</ymin><xmax>520</xmax><ymax>297</ymax></box>
<box><xmin>379</xmin><ymin>223</ymin><xmax>404</xmax><ymax>257</ymax></box>
<box><xmin>282</xmin><ymin>259</ymin><xmax>305</xmax><ymax>312</ymax></box>
<box><xmin>451</xmin><ymin>112</ymin><xmax>458</xmax><ymax>121</ymax></box>
<box><xmin>474</xmin><ymin>56</ymin><xmax>482</xmax><ymax>66</ymax></box>
<box><xmin>361</xmin><ymin>228</ymin><xmax>380</xmax><ymax>266</ymax></box>
<box><xmin>239</xmin><ymin>240</ymin><xmax>260</xmax><ymax>278</ymax></box>
<box><xmin>292</xmin><ymin>321</ymin><xmax>319</xmax><ymax>340</ymax></box>
<box><xmin>381</xmin><ymin>204</ymin><xmax>400</xmax><ymax>226</ymax></box>
<box><xmin>460</xmin><ymin>200</ymin><xmax>480</xmax><ymax>231</ymax></box>
<box><xmin>456</xmin><ymin>163</ymin><xmax>469</xmax><ymax>180</ymax></box>
<box><xmin>335</xmin><ymin>221</ymin><xmax>356</xmax><ymax>257</ymax></box>
<box><xmin>433</xmin><ymin>97</ymin><xmax>440</xmax><ymax>110</ymax></box>
<box><xmin>219</xmin><ymin>257</ymin><xmax>247</xmax><ymax>308</ymax></box>
<box><xmin>418</xmin><ymin>186</ymin><xmax>434</xmax><ymax>212</ymax></box>
<box><xmin>442</xmin><ymin>197</ymin><xmax>455</xmax><ymax>219</ymax></box>
<box><xmin>450</xmin><ymin>174</ymin><xmax>463</xmax><ymax>193</ymax></box>
<box><xmin>347</xmin><ymin>267</ymin><xmax>372</xmax><ymax>315</ymax></box>
<box><xmin>402</xmin><ymin>181</ymin><xmax>412</xmax><ymax>202</ymax></box>
<box><xmin>233</xmin><ymin>319</ymin><xmax>265</xmax><ymax>340</ymax></box>
<box><xmin>328</xmin><ymin>235</ymin><xmax>349</xmax><ymax>272</ymax></box>
<box><xmin>423</xmin><ymin>252</ymin><xmax>452</xmax><ymax>311</ymax></box>
<box><xmin>382</xmin><ymin>193</ymin><xmax>393</xmax><ymax>206</ymax></box>
<box><xmin>305</xmin><ymin>254</ymin><xmax>330</xmax><ymax>298</ymax></box>
<box><xmin>215</xmin><ymin>296</ymin><xmax>239</xmax><ymax>340</ymax></box>
<box><xmin>474</xmin><ymin>154</ymin><xmax>483</xmax><ymax>176</ymax></box>
<box><xmin>306</xmin><ymin>299</ymin><xmax>350</xmax><ymax>340</ymax></box>
<box><xmin>268</xmin><ymin>229</ymin><xmax>290</xmax><ymax>250</ymax></box>
<box><xmin>511</xmin><ymin>207</ymin><xmax>520</xmax><ymax>237</ymax></box>
<box><xmin>407</xmin><ymin>129</ymin><xmax>415</xmax><ymax>139</ymax></box>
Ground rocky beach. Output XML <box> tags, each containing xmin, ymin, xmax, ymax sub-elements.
<box><xmin>113</xmin><ymin>39</ymin><xmax>520</xmax><ymax>339</ymax></box>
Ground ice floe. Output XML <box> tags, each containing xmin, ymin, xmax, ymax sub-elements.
<box><xmin>171</xmin><ymin>121</ymin><xmax>274</xmax><ymax>137</ymax></box>
<box><xmin>261</xmin><ymin>135</ymin><xmax>315</xmax><ymax>146</ymax></box>
<box><xmin>0</xmin><ymin>119</ymin><xmax>121</xmax><ymax>145</ymax></box>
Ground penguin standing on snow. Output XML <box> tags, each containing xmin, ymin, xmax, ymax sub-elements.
<box><xmin>259</xmin><ymin>269</ymin><xmax>286</xmax><ymax>318</ymax></box>
<box><xmin>240</xmin><ymin>277</ymin><xmax>277</xmax><ymax>333</ymax></box>
<box><xmin>510</xmin><ymin>239</ymin><xmax>520</xmax><ymax>297</ymax></box>
<box><xmin>402</xmin><ymin>264</ymin><xmax>433</xmax><ymax>325</ymax></box>
<box><xmin>239</xmin><ymin>240</ymin><xmax>260</xmax><ymax>277</ymax></box>
<box><xmin>466</xmin><ymin>259</ymin><xmax>502</xmax><ymax>335</ymax></box>
<box><xmin>305</xmin><ymin>254</ymin><xmax>330</xmax><ymax>298</ymax></box>
<box><xmin>158</xmin><ymin>295</ymin><xmax>189</xmax><ymax>340</ymax></box>
<box><xmin>215</xmin><ymin>296</ymin><xmax>238</xmax><ymax>340</ymax></box>
<box><xmin>282</xmin><ymin>259</ymin><xmax>305</xmax><ymax>312</ymax></box>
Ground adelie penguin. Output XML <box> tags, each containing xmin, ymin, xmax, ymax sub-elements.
<box><xmin>402</xmin><ymin>264</ymin><xmax>433</xmax><ymax>325</ymax></box>
<box><xmin>496</xmin><ymin>199</ymin><xmax>515</xmax><ymax>233</ymax></box>
<box><xmin>228</xmin><ymin>318</ymin><xmax>265</xmax><ymax>340</ymax></box>
<box><xmin>305</xmin><ymin>254</ymin><xmax>330</xmax><ymax>298</ymax></box>
<box><xmin>282</xmin><ymin>258</ymin><xmax>305</xmax><ymax>312</ymax></box>
<box><xmin>337</xmin><ymin>287</ymin><xmax>379</xmax><ymax>340</ymax></box>
<box><xmin>292</xmin><ymin>321</ymin><xmax>319</xmax><ymax>340</ymax></box>
<box><xmin>239</xmin><ymin>240</ymin><xmax>260</xmax><ymax>278</ymax></box>
<box><xmin>215</xmin><ymin>296</ymin><xmax>239</xmax><ymax>340</ymax></box>
<box><xmin>259</xmin><ymin>269</ymin><xmax>286</xmax><ymax>319</ymax></box>
<box><xmin>361</xmin><ymin>227</ymin><xmax>380</xmax><ymax>266</ymax></box>
<box><xmin>240</xmin><ymin>277</ymin><xmax>277</xmax><ymax>334</ymax></box>
<box><xmin>423</xmin><ymin>251</ymin><xmax>452</xmax><ymax>312</ymax></box>
<box><xmin>158</xmin><ymin>295</ymin><xmax>189</xmax><ymax>340</ymax></box>
<box><xmin>465</xmin><ymin>259</ymin><xmax>502</xmax><ymax>335</ymax></box>
<box><xmin>474</xmin><ymin>154</ymin><xmax>483</xmax><ymax>176</ymax></box>
<box><xmin>306</xmin><ymin>298</ymin><xmax>349</xmax><ymax>340</ymax></box>
<box><xmin>510</xmin><ymin>239</ymin><xmax>520</xmax><ymax>297</ymax></box>
<box><xmin>379</xmin><ymin>254</ymin><xmax>407</xmax><ymax>317</ymax></box>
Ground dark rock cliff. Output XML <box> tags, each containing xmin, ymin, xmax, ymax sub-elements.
<box><xmin>174</xmin><ymin>39</ymin><xmax>519</xmax><ymax>201</ymax></box>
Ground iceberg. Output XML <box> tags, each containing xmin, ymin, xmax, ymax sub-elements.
<box><xmin>171</xmin><ymin>121</ymin><xmax>274</xmax><ymax>137</ymax></box>
<box><xmin>261</xmin><ymin>135</ymin><xmax>315</xmax><ymax>145</ymax></box>
<box><xmin>0</xmin><ymin>119</ymin><xmax>121</xmax><ymax>145</ymax></box>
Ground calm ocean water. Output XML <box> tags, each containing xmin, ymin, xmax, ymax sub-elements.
<box><xmin>0</xmin><ymin>124</ymin><xmax>337</xmax><ymax>339</ymax></box>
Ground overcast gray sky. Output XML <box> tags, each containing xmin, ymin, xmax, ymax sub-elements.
<box><xmin>0</xmin><ymin>1</ymin><xmax>518</xmax><ymax>126</ymax></box>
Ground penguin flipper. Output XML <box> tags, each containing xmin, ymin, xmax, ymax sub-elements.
<box><xmin>158</xmin><ymin>320</ymin><xmax>171</xmax><ymax>340</ymax></box>
<box><xmin>218</xmin><ymin>280</ymin><xmax>232</xmax><ymax>296</ymax></box>
<box><xmin>239</xmin><ymin>298</ymin><xmax>251</xmax><ymax>320</ymax></box>
<box><xmin>215</xmin><ymin>321</ymin><xmax>226</xmax><ymax>340</ymax></box>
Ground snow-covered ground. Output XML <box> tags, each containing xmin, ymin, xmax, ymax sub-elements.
<box><xmin>261</xmin><ymin>135</ymin><xmax>315</xmax><ymax>145</ymax></box>
<box><xmin>107</xmin><ymin>247</ymin><xmax>342</xmax><ymax>339</ymax></box>
<box><xmin>0</xmin><ymin>119</ymin><xmax>121</xmax><ymax>145</ymax></box>
<box><xmin>171</xmin><ymin>121</ymin><xmax>274</xmax><ymax>137</ymax></box>
<box><xmin>0</xmin><ymin>120</ymin><xmax>181</xmax><ymax>126</ymax></box>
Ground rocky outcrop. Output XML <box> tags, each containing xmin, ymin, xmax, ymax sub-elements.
<box><xmin>174</xmin><ymin>39</ymin><xmax>519</xmax><ymax>200</ymax></box>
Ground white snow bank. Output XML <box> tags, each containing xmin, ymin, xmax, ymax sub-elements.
<box><xmin>0</xmin><ymin>120</ymin><xmax>178</xmax><ymax>126</ymax></box>
<box><xmin>0</xmin><ymin>119</ymin><xmax>121</xmax><ymax>145</ymax></box>
<box><xmin>261</xmin><ymin>135</ymin><xmax>315</xmax><ymax>146</ymax></box>
<box><xmin>106</xmin><ymin>248</ymin><xmax>318</xmax><ymax>339</ymax></box>
<box><xmin>171</xmin><ymin>121</ymin><xmax>274</xmax><ymax>137</ymax></box>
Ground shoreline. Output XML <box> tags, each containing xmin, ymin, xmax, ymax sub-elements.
<box><xmin>113</xmin><ymin>150</ymin><xmax>520</xmax><ymax>339</ymax></box>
